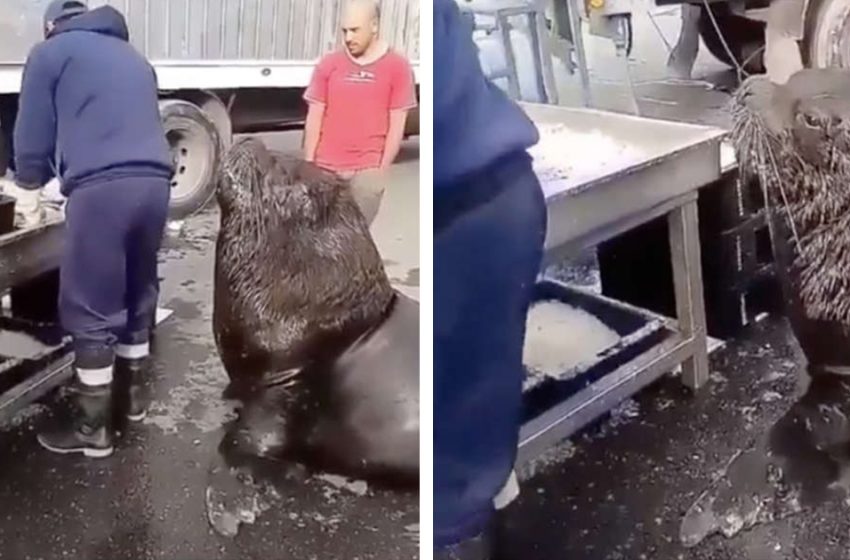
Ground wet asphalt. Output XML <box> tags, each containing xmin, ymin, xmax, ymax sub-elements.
<box><xmin>502</xmin><ymin>316</ymin><xmax>850</xmax><ymax>560</ymax></box>
<box><xmin>0</xmin><ymin>138</ymin><xmax>420</xmax><ymax>560</ymax></box>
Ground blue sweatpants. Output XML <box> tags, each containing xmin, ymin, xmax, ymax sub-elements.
<box><xmin>434</xmin><ymin>153</ymin><xmax>547</xmax><ymax>546</ymax></box>
<box><xmin>60</xmin><ymin>176</ymin><xmax>170</xmax><ymax>370</ymax></box>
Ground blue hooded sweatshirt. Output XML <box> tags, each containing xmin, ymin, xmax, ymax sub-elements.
<box><xmin>434</xmin><ymin>0</ymin><xmax>539</xmax><ymax>188</ymax></box>
<box><xmin>14</xmin><ymin>6</ymin><xmax>173</xmax><ymax>195</ymax></box>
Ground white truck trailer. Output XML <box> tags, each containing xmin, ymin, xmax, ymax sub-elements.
<box><xmin>0</xmin><ymin>0</ymin><xmax>421</xmax><ymax>218</ymax></box>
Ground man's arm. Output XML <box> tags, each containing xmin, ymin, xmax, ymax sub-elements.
<box><xmin>380</xmin><ymin>109</ymin><xmax>408</xmax><ymax>170</ymax></box>
<box><xmin>381</xmin><ymin>57</ymin><xmax>417</xmax><ymax>170</ymax></box>
<box><xmin>14</xmin><ymin>46</ymin><xmax>57</xmax><ymax>189</ymax></box>
<box><xmin>302</xmin><ymin>57</ymin><xmax>332</xmax><ymax>162</ymax></box>
<box><xmin>303</xmin><ymin>102</ymin><xmax>325</xmax><ymax>163</ymax></box>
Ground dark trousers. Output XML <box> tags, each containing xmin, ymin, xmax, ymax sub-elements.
<box><xmin>60</xmin><ymin>176</ymin><xmax>170</xmax><ymax>370</ymax></box>
<box><xmin>434</xmin><ymin>153</ymin><xmax>547</xmax><ymax>546</ymax></box>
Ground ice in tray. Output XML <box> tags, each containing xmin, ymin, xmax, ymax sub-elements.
<box><xmin>523</xmin><ymin>299</ymin><xmax>622</xmax><ymax>390</ymax></box>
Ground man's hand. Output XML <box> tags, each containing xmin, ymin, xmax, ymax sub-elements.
<box><xmin>4</xmin><ymin>179</ymin><xmax>45</xmax><ymax>228</ymax></box>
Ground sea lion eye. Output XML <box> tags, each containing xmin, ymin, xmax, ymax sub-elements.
<box><xmin>801</xmin><ymin>112</ymin><xmax>819</xmax><ymax>128</ymax></box>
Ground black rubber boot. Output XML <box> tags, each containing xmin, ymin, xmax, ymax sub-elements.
<box><xmin>37</xmin><ymin>380</ymin><xmax>114</xmax><ymax>458</ymax></box>
<box><xmin>115</xmin><ymin>356</ymin><xmax>150</xmax><ymax>422</ymax></box>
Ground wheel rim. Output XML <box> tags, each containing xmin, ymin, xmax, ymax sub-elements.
<box><xmin>814</xmin><ymin>3</ymin><xmax>850</xmax><ymax>67</ymax></box>
<box><xmin>166</xmin><ymin>124</ymin><xmax>214</xmax><ymax>206</ymax></box>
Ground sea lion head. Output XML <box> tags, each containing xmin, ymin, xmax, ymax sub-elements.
<box><xmin>214</xmin><ymin>137</ymin><xmax>395</xmax><ymax>381</ymax></box>
<box><xmin>790</xmin><ymin>95</ymin><xmax>850</xmax><ymax>167</ymax></box>
<box><xmin>735</xmin><ymin>70</ymin><xmax>850</xmax><ymax>167</ymax></box>
<box><xmin>219</xmin><ymin>137</ymin><xmax>365</xmax><ymax>226</ymax></box>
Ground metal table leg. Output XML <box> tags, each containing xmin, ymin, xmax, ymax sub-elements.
<box><xmin>565</xmin><ymin>0</ymin><xmax>593</xmax><ymax>107</ymax></box>
<box><xmin>527</xmin><ymin>5</ymin><xmax>560</xmax><ymax>104</ymax></box>
<box><xmin>497</xmin><ymin>11</ymin><xmax>523</xmax><ymax>100</ymax></box>
<box><xmin>669</xmin><ymin>199</ymin><xmax>710</xmax><ymax>389</ymax></box>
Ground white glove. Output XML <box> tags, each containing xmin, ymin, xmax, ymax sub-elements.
<box><xmin>4</xmin><ymin>180</ymin><xmax>45</xmax><ymax>228</ymax></box>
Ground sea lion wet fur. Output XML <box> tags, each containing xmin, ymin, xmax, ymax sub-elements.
<box><xmin>212</xmin><ymin>137</ymin><xmax>419</xmax><ymax>481</ymax></box>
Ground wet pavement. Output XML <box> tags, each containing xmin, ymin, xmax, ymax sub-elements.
<box><xmin>0</xmin><ymin>138</ymin><xmax>420</xmax><ymax>560</ymax></box>
<box><xmin>503</xmin><ymin>316</ymin><xmax>850</xmax><ymax>559</ymax></box>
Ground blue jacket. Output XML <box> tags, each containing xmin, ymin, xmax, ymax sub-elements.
<box><xmin>14</xmin><ymin>6</ymin><xmax>173</xmax><ymax>195</ymax></box>
<box><xmin>434</xmin><ymin>0</ymin><xmax>539</xmax><ymax>188</ymax></box>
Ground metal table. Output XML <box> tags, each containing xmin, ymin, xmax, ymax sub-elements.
<box><xmin>517</xmin><ymin>104</ymin><xmax>726</xmax><ymax>463</ymax></box>
<box><xmin>0</xmin><ymin>217</ymin><xmax>64</xmax><ymax>293</ymax></box>
<box><xmin>0</xmin><ymin>217</ymin><xmax>71</xmax><ymax>422</ymax></box>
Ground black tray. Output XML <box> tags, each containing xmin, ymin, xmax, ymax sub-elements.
<box><xmin>522</xmin><ymin>280</ymin><xmax>672</xmax><ymax>423</ymax></box>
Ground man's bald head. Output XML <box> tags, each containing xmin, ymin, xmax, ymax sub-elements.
<box><xmin>342</xmin><ymin>0</ymin><xmax>381</xmax><ymax>58</ymax></box>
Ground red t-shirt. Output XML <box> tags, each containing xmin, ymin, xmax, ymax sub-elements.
<box><xmin>304</xmin><ymin>49</ymin><xmax>417</xmax><ymax>173</ymax></box>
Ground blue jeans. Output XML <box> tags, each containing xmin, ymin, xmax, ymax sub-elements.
<box><xmin>434</xmin><ymin>152</ymin><xmax>547</xmax><ymax>547</ymax></box>
<box><xmin>61</xmin><ymin>176</ymin><xmax>170</xmax><ymax>369</ymax></box>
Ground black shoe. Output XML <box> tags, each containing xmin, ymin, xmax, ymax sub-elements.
<box><xmin>435</xmin><ymin>532</ymin><xmax>492</xmax><ymax>560</ymax></box>
<box><xmin>115</xmin><ymin>356</ymin><xmax>150</xmax><ymax>421</ymax></box>
<box><xmin>37</xmin><ymin>380</ymin><xmax>114</xmax><ymax>458</ymax></box>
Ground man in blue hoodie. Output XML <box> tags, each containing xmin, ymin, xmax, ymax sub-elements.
<box><xmin>14</xmin><ymin>1</ymin><xmax>173</xmax><ymax>458</ymax></box>
<box><xmin>434</xmin><ymin>1</ymin><xmax>547</xmax><ymax>558</ymax></box>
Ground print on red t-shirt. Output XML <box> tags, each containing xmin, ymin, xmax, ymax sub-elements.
<box><xmin>304</xmin><ymin>50</ymin><xmax>417</xmax><ymax>173</ymax></box>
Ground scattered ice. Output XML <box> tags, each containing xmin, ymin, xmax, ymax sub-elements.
<box><xmin>609</xmin><ymin>399</ymin><xmax>641</xmax><ymax>425</ymax></box>
<box><xmin>0</xmin><ymin>403</ymin><xmax>49</xmax><ymax>431</ymax></box>
<box><xmin>528</xmin><ymin>124</ymin><xmax>647</xmax><ymax>187</ymax></box>
<box><xmin>710</xmin><ymin>371</ymin><xmax>728</xmax><ymax>384</ymax></box>
<box><xmin>761</xmin><ymin>391</ymin><xmax>783</xmax><ymax>403</ymax></box>
<box><xmin>761</xmin><ymin>370</ymin><xmax>788</xmax><ymax>383</ymax></box>
<box><xmin>656</xmin><ymin>398</ymin><xmax>675</xmax><ymax>411</ymax></box>
<box><xmin>404</xmin><ymin>524</ymin><xmax>420</xmax><ymax>543</ymax></box>
<box><xmin>315</xmin><ymin>474</ymin><xmax>369</xmax><ymax>496</ymax></box>
<box><xmin>519</xmin><ymin>439</ymin><xmax>578</xmax><ymax>480</ymax></box>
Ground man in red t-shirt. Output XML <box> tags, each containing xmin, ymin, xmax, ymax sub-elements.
<box><xmin>303</xmin><ymin>0</ymin><xmax>417</xmax><ymax>224</ymax></box>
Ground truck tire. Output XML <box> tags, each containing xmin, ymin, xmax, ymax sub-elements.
<box><xmin>159</xmin><ymin>99</ymin><xmax>221</xmax><ymax>220</ymax></box>
<box><xmin>698</xmin><ymin>4</ymin><xmax>766</xmax><ymax>72</ymax></box>
<box><xmin>805</xmin><ymin>0</ymin><xmax>850</xmax><ymax>67</ymax></box>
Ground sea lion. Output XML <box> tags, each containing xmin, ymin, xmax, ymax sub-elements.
<box><xmin>732</xmin><ymin>69</ymin><xmax>850</xmax><ymax>371</ymax></box>
<box><xmin>212</xmin><ymin>137</ymin><xmax>419</xmax><ymax>482</ymax></box>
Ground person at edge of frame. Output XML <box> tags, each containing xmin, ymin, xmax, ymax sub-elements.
<box><xmin>434</xmin><ymin>0</ymin><xmax>548</xmax><ymax>558</ymax></box>
<box><xmin>10</xmin><ymin>0</ymin><xmax>173</xmax><ymax>458</ymax></box>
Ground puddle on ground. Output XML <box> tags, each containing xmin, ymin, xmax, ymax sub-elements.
<box><xmin>681</xmin><ymin>372</ymin><xmax>850</xmax><ymax>547</ymax></box>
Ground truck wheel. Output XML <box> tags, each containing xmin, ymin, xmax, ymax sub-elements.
<box><xmin>698</xmin><ymin>4</ymin><xmax>766</xmax><ymax>72</ymax></box>
<box><xmin>159</xmin><ymin>99</ymin><xmax>221</xmax><ymax>220</ymax></box>
<box><xmin>805</xmin><ymin>0</ymin><xmax>850</xmax><ymax>67</ymax></box>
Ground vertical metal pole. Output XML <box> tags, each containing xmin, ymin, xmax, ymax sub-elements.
<box><xmin>533</xmin><ymin>2</ymin><xmax>560</xmax><ymax>104</ymax></box>
<box><xmin>566</xmin><ymin>0</ymin><xmax>592</xmax><ymax>107</ymax></box>
<box><xmin>526</xmin><ymin>12</ymin><xmax>548</xmax><ymax>102</ymax></box>
<box><xmin>144</xmin><ymin>0</ymin><xmax>151</xmax><ymax>56</ymax></box>
<box><xmin>497</xmin><ymin>11</ymin><xmax>522</xmax><ymax>100</ymax></box>
<box><xmin>669</xmin><ymin>199</ymin><xmax>710</xmax><ymax>390</ymax></box>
